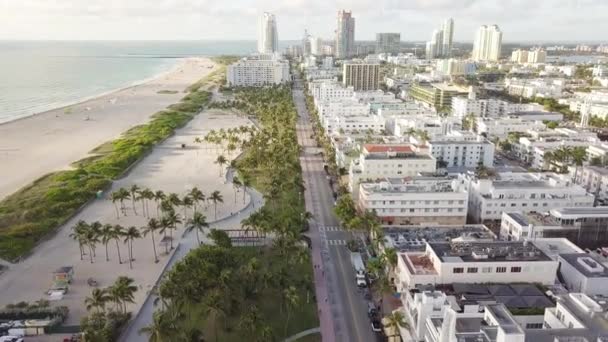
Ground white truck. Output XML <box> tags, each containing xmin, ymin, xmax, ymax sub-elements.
<box><xmin>351</xmin><ymin>252</ymin><xmax>367</xmax><ymax>287</ymax></box>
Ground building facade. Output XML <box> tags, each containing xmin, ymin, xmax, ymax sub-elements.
<box><xmin>375</xmin><ymin>33</ymin><xmax>401</xmax><ymax>54</ymax></box>
<box><xmin>428</xmin><ymin>132</ymin><xmax>495</xmax><ymax>168</ymax></box>
<box><xmin>335</xmin><ymin>10</ymin><xmax>355</xmax><ymax>59</ymax></box>
<box><xmin>226</xmin><ymin>54</ymin><xmax>290</xmax><ymax>87</ymax></box>
<box><xmin>472</xmin><ymin>25</ymin><xmax>503</xmax><ymax>61</ymax></box>
<box><xmin>342</xmin><ymin>63</ymin><xmax>380</xmax><ymax>91</ymax></box>
<box><xmin>257</xmin><ymin>12</ymin><xmax>278</xmax><ymax>54</ymax></box>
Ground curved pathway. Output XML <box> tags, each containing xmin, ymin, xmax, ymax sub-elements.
<box><xmin>284</xmin><ymin>327</ymin><xmax>321</xmax><ymax>342</ymax></box>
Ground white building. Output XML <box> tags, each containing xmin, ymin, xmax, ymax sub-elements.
<box><xmin>527</xmin><ymin>48</ymin><xmax>547</xmax><ymax>63</ymax></box>
<box><xmin>576</xmin><ymin>165</ymin><xmax>608</xmax><ymax>203</ymax></box>
<box><xmin>309</xmin><ymin>80</ymin><xmax>354</xmax><ymax>104</ymax></box>
<box><xmin>226</xmin><ymin>54</ymin><xmax>290</xmax><ymax>87</ymax></box>
<box><xmin>476</xmin><ymin>117</ymin><xmax>547</xmax><ymax>140</ymax></box>
<box><xmin>428</xmin><ymin>131</ymin><xmax>495</xmax><ymax>168</ymax></box>
<box><xmin>323</xmin><ymin>113</ymin><xmax>385</xmax><ymax>135</ymax></box>
<box><xmin>395</xmin><ymin>240</ymin><xmax>559</xmax><ymax>290</ymax></box>
<box><xmin>463</xmin><ymin>172</ymin><xmax>595</xmax><ymax>222</ymax></box>
<box><xmin>435</xmin><ymin>59</ymin><xmax>476</xmax><ymax>76</ymax></box>
<box><xmin>472</xmin><ymin>25</ymin><xmax>503</xmax><ymax>61</ymax></box>
<box><xmin>348</xmin><ymin>144</ymin><xmax>436</xmax><ymax>193</ymax></box>
<box><xmin>358</xmin><ymin>177</ymin><xmax>468</xmax><ymax>225</ymax></box>
<box><xmin>505</xmin><ymin>78</ymin><xmax>564</xmax><ymax>99</ymax></box>
<box><xmin>389</xmin><ymin>114</ymin><xmax>458</xmax><ymax>138</ymax></box>
<box><xmin>451</xmin><ymin>94</ymin><xmax>546</xmax><ymax>119</ymax></box>
<box><xmin>511</xmin><ymin>49</ymin><xmax>529</xmax><ymax>63</ymax></box>
<box><xmin>559</xmin><ymin>253</ymin><xmax>608</xmax><ymax>296</ymax></box>
<box><xmin>425</xmin><ymin>18</ymin><xmax>454</xmax><ymax>59</ymax></box>
<box><xmin>257</xmin><ymin>12</ymin><xmax>278</xmax><ymax>54</ymax></box>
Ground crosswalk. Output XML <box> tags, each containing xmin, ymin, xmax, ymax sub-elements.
<box><xmin>318</xmin><ymin>226</ymin><xmax>342</xmax><ymax>232</ymax></box>
<box><xmin>327</xmin><ymin>239</ymin><xmax>347</xmax><ymax>246</ymax></box>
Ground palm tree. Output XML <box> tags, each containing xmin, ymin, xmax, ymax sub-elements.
<box><xmin>70</xmin><ymin>220</ymin><xmax>89</xmax><ymax>260</ymax></box>
<box><xmin>215</xmin><ymin>155</ymin><xmax>228</xmax><ymax>177</ymax></box>
<box><xmin>571</xmin><ymin>146</ymin><xmax>588</xmax><ymax>181</ymax></box>
<box><xmin>123</xmin><ymin>226</ymin><xmax>141</xmax><ymax>269</ymax></box>
<box><xmin>130</xmin><ymin>184</ymin><xmax>141</xmax><ymax>215</ymax></box>
<box><xmin>159</xmin><ymin>217</ymin><xmax>171</xmax><ymax>255</ymax></box>
<box><xmin>139</xmin><ymin>188</ymin><xmax>155</xmax><ymax>218</ymax></box>
<box><xmin>167</xmin><ymin>193</ymin><xmax>182</xmax><ymax>208</ymax></box>
<box><xmin>84</xmin><ymin>288</ymin><xmax>110</xmax><ymax>313</ymax></box>
<box><xmin>84</xmin><ymin>225</ymin><xmax>100</xmax><ymax>264</ymax></box>
<box><xmin>210</xmin><ymin>190</ymin><xmax>223</xmax><ymax>220</ymax></box>
<box><xmin>112</xmin><ymin>187</ymin><xmax>131</xmax><ymax>217</ymax></box>
<box><xmin>88</xmin><ymin>221</ymin><xmax>103</xmax><ymax>258</ymax></box>
<box><xmin>186</xmin><ymin>212</ymin><xmax>210</xmax><ymax>245</ymax></box>
<box><xmin>283</xmin><ymin>286</ymin><xmax>300</xmax><ymax>338</ymax></box>
<box><xmin>153</xmin><ymin>190</ymin><xmax>166</xmax><ymax>218</ymax></box>
<box><xmin>139</xmin><ymin>311</ymin><xmax>167</xmax><ymax>342</ymax></box>
<box><xmin>100</xmin><ymin>224</ymin><xmax>114</xmax><ymax>262</ymax></box>
<box><xmin>241</xmin><ymin>177</ymin><xmax>251</xmax><ymax>204</ymax></box>
<box><xmin>111</xmin><ymin>225</ymin><xmax>125</xmax><ymax>264</ymax></box>
<box><xmin>382</xmin><ymin>247</ymin><xmax>398</xmax><ymax>274</ymax></box>
<box><xmin>384</xmin><ymin>311</ymin><xmax>408</xmax><ymax>338</ymax></box>
<box><xmin>142</xmin><ymin>218</ymin><xmax>161</xmax><ymax>263</ymax></box>
<box><xmin>110</xmin><ymin>191</ymin><xmax>122</xmax><ymax>219</ymax></box>
<box><xmin>232</xmin><ymin>176</ymin><xmax>242</xmax><ymax>204</ymax></box>
<box><xmin>204</xmin><ymin>292</ymin><xmax>226</xmax><ymax>342</ymax></box>
<box><xmin>188</xmin><ymin>187</ymin><xmax>205</xmax><ymax>214</ymax></box>
<box><xmin>110</xmin><ymin>276</ymin><xmax>138</xmax><ymax>314</ymax></box>
<box><xmin>164</xmin><ymin>211</ymin><xmax>182</xmax><ymax>250</ymax></box>
<box><xmin>181</xmin><ymin>195</ymin><xmax>194</xmax><ymax>220</ymax></box>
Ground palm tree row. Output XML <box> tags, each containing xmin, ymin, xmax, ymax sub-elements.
<box><xmin>84</xmin><ymin>276</ymin><xmax>138</xmax><ymax>314</ymax></box>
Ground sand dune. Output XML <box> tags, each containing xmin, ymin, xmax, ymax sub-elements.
<box><xmin>0</xmin><ymin>57</ymin><xmax>216</xmax><ymax>201</ymax></box>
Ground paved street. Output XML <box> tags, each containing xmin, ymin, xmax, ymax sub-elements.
<box><xmin>293</xmin><ymin>77</ymin><xmax>377</xmax><ymax>342</ymax></box>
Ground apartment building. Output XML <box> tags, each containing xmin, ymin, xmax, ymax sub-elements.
<box><xmin>317</xmin><ymin>98</ymin><xmax>369</xmax><ymax>120</ymax></box>
<box><xmin>476</xmin><ymin>117</ymin><xmax>547</xmax><ymax>140</ymax></box>
<box><xmin>309</xmin><ymin>80</ymin><xmax>354</xmax><ymax>103</ymax></box>
<box><xmin>501</xmin><ymin>208</ymin><xmax>608</xmax><ymax>249</ymax></box>
<box><xmin>323</xmin><ymin>114</ymin><xmax>385</xmax><ymax>134</ymax></box>
<box><xmin>462</xmin><ymin>172</ymin><xmax>595</xmax><ymax>222</ymax></box>
<box><xmin>395</xmin><ymin>240</ymin><xmax>559</xmax><ymax>290</ymax></box>
<box><xmin>505</xmin><ymin>78</ymin><xmax>564</xmax><ymax>99</ymax></box>
<box><xmin>409</xmin><ymin>83</ymin><xmax>469</xmax><ymax>110</ymax></box>
<box><xmin>342</xmin><ymin>62</ymin><xmax>380</xmax><ymax>91</ymax></box>
<box><xmin>348</xmin><ymin>144</ymin><xmax>436</xmax><ymax>193</ymax></box>
<box><xmin>389</xmin><ymin>114</ymin><xmax>459</xmax><ymax>138</ymax></box>
<box><xmin>577</xmin><ymin>165</ymin><xmax>608</xmax><ymax>204</ymax></box>
<box><xmin>427</xmin><ymin>131</ymin><xmax>495</xmax><ymax>168</ymax></box>
<box><xmin>434</xmin><ymin>58</ymin><xmax>476</xmax><ymax>76</ymax></box>
<box><xmin>559</xmin><ymin>253</ymin><xmax>608</xmax><ymax>296</ymax></box>
<box><xmin>226</xmin><ymin>54</ymin><xmax>290</xmax><ymax>87</ymax></box>
<box><xmin>358</xmin><ymin>177</ymin><xmax>468</xmax><ymax>225</ymax></box>
<box><xmin>451</xmin><ymin>94</ymin><xmax>545</xmax><ymax>119</ymax></box>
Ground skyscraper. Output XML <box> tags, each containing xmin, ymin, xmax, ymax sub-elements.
<box><xmin>258</xmin><ymin>12</ymin><xmax>278</xmax><ymax>54</ymax></box>
<box><xmin>425</xmin><ymin>18</ymin><xmax>454</xmax><ymax>59</ymax></box>
<box><xmin>442</xmin><ymin>18</ymin><xmax>454</xmax><ymax>57</ymax></box>
<box><xmin>335</xmin><ymin>10</ymin><xmax>355</xmax><ymax>59</ymax></box>
<box><xmin>375</xmin><ymin>33</ymin><xmax>401</xmax><ymax>54</ymax></box>
<box><xmin>302</xmin><ymin>29</ymin><xmax>312</xmax><ymax>56</ymax></box>
<box><xmin>472</xmin><ymin>25</ymin><xmax>503</xmax><ymax>61</ymax></box>
<box><xmin>342</xmin><ymin>62</ymin><xmax>380</xmax><ymax>91</ymax></box>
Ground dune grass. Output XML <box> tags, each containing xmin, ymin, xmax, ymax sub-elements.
<box><xmin>0</xmin><ymin>74</ymin><xmax>216</xmax><ymax>261</ymax></box>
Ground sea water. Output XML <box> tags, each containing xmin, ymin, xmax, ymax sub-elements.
<box><xmin>0</xmin><ymin>40</ymin><xmax>261</xmax><ymax>123</ymax></box>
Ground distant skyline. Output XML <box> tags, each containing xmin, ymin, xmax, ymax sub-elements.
<box><xmin>1</xmin><ymin>0</ymin><xmax>608</xmax><ymax>42</ymax></box>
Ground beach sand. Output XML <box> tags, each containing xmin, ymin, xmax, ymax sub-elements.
<box><xmin>0</xmin><ymin>108</ymin><xmax>255</xmax><ymax>325</ymax></box>
<box><xmin>0</xmin><ymin>57</ymin><xmax>217</xmax><ymax>201</ymax></box>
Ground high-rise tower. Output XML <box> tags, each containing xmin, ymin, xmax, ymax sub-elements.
<box><xmin>335</xmin><ymin>10</ymin><xmax>355</xmax><ymax>59</ymax></box>
<box><xmin>258</xmin><ymin>12</ymin><xmax>278</xmax><ymax>54</ymax></box>
<box><xmin>472</xmin><ymin>25</ymin><xmax>503</xmax><ymax>61</ymax></box>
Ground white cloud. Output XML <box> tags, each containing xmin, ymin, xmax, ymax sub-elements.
<box><xmin>0</xmin><ymin>0</ymin><xmax>607</xmax><ymax>40</ymax></box>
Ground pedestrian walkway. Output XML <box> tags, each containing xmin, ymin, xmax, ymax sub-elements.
<box><xmin>318</xmin><ymin>226</ymin><xmax>342</xmax><ymax>232</ymax></box>
<box><xmin>327</xmin><ymin>239</ymin><xmax>348</xmax><ymax>246</ymax></box>
<box><xmin>283</xmin><ymin>327</ymin><xmax>321</xmax><ymax>342</ymax></box>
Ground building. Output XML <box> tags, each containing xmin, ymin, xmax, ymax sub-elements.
<box><xmin>527</xmin><ymin>48</ymin><xmax>547</xmax><ymax>63</ymax></box>
<box><xmin>476</xmin><ymin>116</ymin><xmax>547</xmax><ymax>140</ymax></box>
<box><xmin>310</xmin><ymin>36</ymin><xmax>322</xmax><ymax>56</ymax></box>
<box><xmin>358</xmin><ymin>177</ymin><xmax>468</xmax><ymax>225</ymax></box>
<box><xmin>301</xmin><ymin>30</ymin><xmax>312</xmax><ymax>56</ymax></box>
<box><xmin>505</xmin><ymin>78</ymin><xmax>564</xmax><ymax>99</ymax></box>
<box><xmin>409</xmin><ymin>83</ymin><xmax>469</xmax><ymax>110</ymax></box>
<box><xmin>577</xmin><ymin>165</ymin><xmax>608</xmax><ymax>204</ymax></box>
<box><xmin>501</xmin><ymin>208</ymin><xmax>608</xmax><ymax>249</ymax></box>
<box><xmin>395</xmin><ymin>240</ymin><xmax>559</xmax><ymax>289</ymax></box>
<box><xmin>428</xmin><ymin>131</ymin><xmax>495</xmax><ymax>168</ymax></box>
<box><xmin>472</xmin><ymin>25</ymin><xmax>503</xmax><ymax>61</ymax></box>
<box><xmin>558</xmin><ymin>253</ymin><xmax>608</xmax><ymax>296</ymax></box>
<box><xmin>376</xmin><ymin>33</ymin><xmax>400</xmax><ymax>54</ymax></box>
<box><xmin>335</xmin><ymin>10</ymin><xmax>355</xmax><ymax>59</ymax></box>
<box><xmin>348</xmin><ymin>144</ymin><xmax>436</xmax><ymax>193</ymax></box>
<box><xmin>451</xmin><ymin>93</ymin><xmax>546</xmax><ymax>119</ymax></box>
<box><xmin>435</xmin><ymin>59</ymin><xmax>476</xmax><ymax>76</ymax></box>
<box><xmin>342</xmin><ymin>62</ymin><xmax>380</xmax><ymax>91</ymax></box>
<box><xmin>257</xmin><ymin>12</ymin><xmax>278</xmax><ymax>54</ymax></box>
<box><xmin>463</xmin><ymin>172</ymin><xmax>595</xmax><ymax>222</ymax></box>
<box><xmin>226</xmin><ymin>54</ymin><xmax>290</xmax><ymax>87</ymax></box>
<box><xmin>511</xmin><ymin>49</ymin><xmax>529</xmax><ymax>64</ymax></box>
<box><xmin>425</xmin><ymin>18</ymin><xmax>454</xmax><ymax>59</ymax></box>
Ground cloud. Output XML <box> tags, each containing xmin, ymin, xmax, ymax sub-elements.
<box><xmin>0</xmin><ymin>0</ymin><xmax>607</xmax><ymax>40</ymax></box>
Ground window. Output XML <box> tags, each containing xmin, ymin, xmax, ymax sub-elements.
<box><xmin>511</xmin><ymin>267</ymin><xmax>522</xmax><ymax>273</ymax></box>
<box><xmin>467</xmin><ymin>267</ymin><xmax>478</xmax><ymax>273</ymax></box>
<box><xmin>511</xmin><ymin>203</ymin><xmax>516</xmax><ymax>207</ymax></box>
<box><xmin>453</xmin><ymin>267</ymin><xmax>464</xmax><ymax>274</ymax></box>
<box><xmin>482</xmin><ymin>267</ymin><xmax>492</xmax><ymax>273</ymax></box>
<box><xmin>526</xmin><ymin>323</ymin><xmax>543</xmax><ymax>329</ymax></box>
<box><xmin>496</xmin><ymin>267</ymin><xmax>507</xmax><ymax>273</ymax></box>
<box><xmin>410</xmin><ymin>209</ymin><xmax>415</xmax><ymax>213</ymax></box>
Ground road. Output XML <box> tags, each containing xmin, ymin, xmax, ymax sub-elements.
<box><xmin>293</xmin><ymin>76</ymin><xmax>377</xmax><ymax>342</ymax></box>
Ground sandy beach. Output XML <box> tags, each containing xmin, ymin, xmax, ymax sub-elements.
<box><xmin>0</xmin><ymin>57</ymin><xmax>216</xmax><ymax>201</ymax></box>
<box><xmin>0</xmin><ymin>107</ymin><xmax>256</xmax><ymax>325</ymax></box>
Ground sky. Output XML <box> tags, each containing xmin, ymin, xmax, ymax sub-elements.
<box><xmin>1</xmin><ymin>0</ymin><xmax>607</xmax><ymax>42</ymax></box>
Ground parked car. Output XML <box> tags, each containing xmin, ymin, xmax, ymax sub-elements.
<box><xmin>371</xmin><ymin>319</ymin><xmax>382</xmax><ymax>333</ymax></box>
<box><xmin>367</xmin><ymin>302</ymin><xmax>378</xmax><ymax>318</ymax></box>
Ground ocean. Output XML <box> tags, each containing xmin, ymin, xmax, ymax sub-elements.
<box><xmin>0</xmin><ymin>40</ymin><xmax>266</xmax><ymax>124</ymax></box>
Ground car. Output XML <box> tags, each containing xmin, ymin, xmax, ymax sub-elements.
<box><xmin>371</xmin><ymin>319</ymin><xmax>382</xmax><ymax>333</ymax></box>
<box><xmin>367</xmin><ymin>302</ymin><xmax>378</xmax><ymax>317</ymax></box>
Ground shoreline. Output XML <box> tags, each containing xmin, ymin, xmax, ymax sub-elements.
<box><xmin>0</xmin><ymin>58</ymin><xmax>183</xmax><ymax>126</ymax></box>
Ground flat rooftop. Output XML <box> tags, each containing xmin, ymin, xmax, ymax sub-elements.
<box><xmin>560</xmin><ymin>253</ymin><xmax>608</xmax><ymax>278</ymax></box>
<box><xmin>429</xmin><ymin>241</ymin><xmax>552</xmax><ymax>262</ymax></box>
<box><xmin>383</xmin><ymin>225</ymin><xmax>495</xmax><ymax>253</ymax></box>
<box><xmin>551</xmin><ymin>207</ymin><xmax>608</xmax><ymax>219</ymax></box>
<box><xmin>584</xmin><ymin>165</ymin><xmax>608</xmax><ymax>176</ymax></box>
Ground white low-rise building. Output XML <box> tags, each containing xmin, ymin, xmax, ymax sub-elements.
<box><xmin>505</xmin><ymin>78</ymin><xmax>565</xmax><ymax>99</ymax></box>
<box><xmin>462</xmin><ymin>172</ymin><xmax>595</xmax><ymax>222</ymax></box>
<box><xmin>348</xmin><ymin>144</ymin><xmax>436</xmax><ymax>193</ymax></box>
<box><xmin>309</xmin><ymin>80</ymin><xmax>354</xmax><ymax>104</ymax></box>
<box><xmin>576</xmin><ymin>165</ymin><xmax>608</xmax><ymax>204</ymax></box>
<box><xmin>389</xmin><ymin>114</ymin><xmax>459</xmax><ymax>139</ymax></box>
<box><xmin>395</xmin><ymin>240</ymin><xmax>559</xmax><ymax>290</ymax></box>
<box><xmin>227</xmin><ymin>54</ymin><xmax>290</xmax><ymax>87</ymax></box>
<box><xmin>428</xmin><ymin>131</ymin><xmax>495</xmax><ymax>168</ymax></box>
<box><xmin>558</xmin><ymin>253</ymin><xmax>608</xmax><ymax>296</ymax></box>
<box><xmin>451</xmin><ymin>94</ymin><xmax>545</xmax><ymax>119</ymax></box>
<box><xmin>317</xmin><ymin>98</ymin><xmax>369</xmax><ymax>121</ymax></box>
<box><xmin>476</xmin><ymin>116</ymin><xmax>547</xmax><ymax>140</ymax></box>
<box><xmin>324</xmin><ymin>114</ymin><xmax>385</xmax><ymax>134</ymax></box>
<box><xmin>358</xmin><ymin>177</ymin><xmax>468</xmax><ymax>225</ymax></box>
